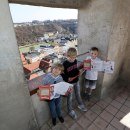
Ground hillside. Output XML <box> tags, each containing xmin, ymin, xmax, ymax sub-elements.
<box><xmin>14</xmin><ymin>19</ymin><xmax>77</xmax><ymax>46</ymax></box>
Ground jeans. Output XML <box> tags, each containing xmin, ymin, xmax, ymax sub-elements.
<box><xmin>48</xmin><ymin>96</ymin><xmax>62</xmax><ymax>118</ymax></box>
<box><xmin>67</xmin><ymin>81</ymin><xmax>83</xmax><ymax>112</ymax></box>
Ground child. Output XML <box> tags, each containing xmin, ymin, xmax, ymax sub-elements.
<box><xmin>84</xmin><ymin>47</ymin><xmax>101</xmax><ymax>101</ymax></box>
<box><xmin>61</xmin><ymin>47</ymin><xmax>87</xmax><ymax>120</ymax></box>
<box><xmin>42</xmin><ymin>63</ymin><xmax>64</xmax><ymax>126</ymax></box>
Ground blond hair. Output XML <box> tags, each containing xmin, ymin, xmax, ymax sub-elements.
<box><xmin>67</xmin><ymin>47</ymin><xmax>77</xmax><ymax>57</ymax></box>
<box><xmin>51</xmin><ymin>62</ymin><xmax>64</xmax><ymax>73</ymax></box>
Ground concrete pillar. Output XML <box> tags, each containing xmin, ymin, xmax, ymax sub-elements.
<box><xmin>120</xmin><ymin>27</ymin><xmax>130</xmax><ymax>84</ymax></box>
<box><xmin>0</xmin><ymin>0</ymin><xmax>38</xmax><ymax>130</ymax></box>
<box><xmin>78</xmin><ymin>0</ymin><xmax>130</xmax><ymax>98</ymax></box>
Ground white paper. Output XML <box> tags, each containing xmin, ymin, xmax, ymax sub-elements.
<box><xmin>91</xmin><ymin>60</ymin><xmax>103</xmax><ymax>71</ymax></box>
<box><xmin>52</xmin><ymin>82</ymin><xmax>73</xmax><ymax>95</ymax></box>
<box><xmin>91</xmin><ymin>61</ymin><xmax>114</xmax><ymax>73</ymax></box>
<box><xmin>103</xmin><ymin>61</ymin><xmax>114</xmax><ymax>73</ymax></box>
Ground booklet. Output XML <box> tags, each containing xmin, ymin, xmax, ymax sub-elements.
<box><xmin>38</xmin><ymin>82</ymin><xmax>73</xmax><ymax>100</ymax></box>
<box><xmin>102</xmin><ymin>61</ymin><xmax>114</xmax><ymax>73</ymax></box>
<box><xmin>38</xmin><ymin>85</ymin><xmax>54</xmax><ymax>100</ymax></box>
<box><xmin>84</xmin><ymin>59</ymin><xmax>114</xmax><ymax>73</ymax></box>
<box><xmin>52</xmin><ymin>82</ymin><xmax>73</xmax><ymax>96</ymax></box>
<box><xmin>84</xmin><ymin>59</ymin><xmax>91</xmax><ymax>70</ymax></box>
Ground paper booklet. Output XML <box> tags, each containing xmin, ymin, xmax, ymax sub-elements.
<box><xmin>38</xmin><ymin>85</ymin><xmax>54</xmax><ymax>100</ymax></box>
<box><xmin>84</xmin><ymin>59</ymin><xmax>114</xmax><ymax>73</ymax></box>
<box><xmin>38</xmin><ymin>82</ymin><xmax>73</xmax><ymax>100</ymax></box>
<box><xmin>52</xmin><ymin>82</ymin><xmax>73</xmax><ymax>96</ymax></box>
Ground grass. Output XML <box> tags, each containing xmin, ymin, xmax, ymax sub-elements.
<box><xmin>19</xmin><ymin>42</ymin><xmax>56</xmax><ymax>53</ymax></box>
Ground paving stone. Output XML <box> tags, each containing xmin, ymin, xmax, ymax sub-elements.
<box><xmin>63</xmin><ymin>115</ymin><xmax>75</xmax><ymax>128</ymax></box>
<box><xmin>105</xmin><ymin>105</ymin><xmax>118</xmax><ymax>115</ymax></box>
<box><xmin>62</xmin><ymin>109</ymin><xmax>68</xmax><ymax>117</ymax></box>
<box><xmin>93</xmin><ymin>116</ymin><xmax>108</xmax><ymax>129</ymax></box>
<box><xmin>120</xmin><ymin>105</ymin><xmax>130</xmax><ymax>114</ymax></box>
<box><xmin>100</xmin><ymin>110</ymin><xmax>114</xmax><ymax>123</ymax></box>
<box><xmin>61</xmin><ymin>97</ymin><xmax>67</xmax><ymax>108</ymax></box>
<box><xmin>106</xmin><ymin>124</ymin><xmax>117</xmax><ymax>130</ymax></box>
<box><xmin>86</xmin><ymin>101</ymin><xmax>95</xmax><ymax>109</ymax></box>
<box><xmin>87</xmin><ymin>124</ymin><xmax>100</xmax><ymax>130</ymax></box>
<box><xmin>125</xmin><ymin>126</ymin><xmax>130</xmax><ymax>130</ymax></box>
<box><xmin>91</xmin><ymin>104</ymin><xmax>103</xmax><ymax>115</ymax></box>
<box><xmin>77</xmin><ymin>115</ymin><xmax>91</xmax><ymax>129</ymax></box>
<box><xmin>119</xmin><ymin>92</ymin><xmax>128</xmax><ymax>99</ymax></box>
<box><xmin>96</xmin><ymin>100</ymin><xmax>108</xmax><ymax>109</ymax></box>
<box><xmin>103</xmin><ymin>97</ymin><xmax>113</xmax><ymax>104</ymax></box>
<box><xmin>85</xmin><ymin>110</ymin><xmax>98</xmax><ymax>121</ymax></box>
<box><xmin>91</xmin><ymin>97</ymin><xmax>99</xmax><ymax>103</ymax></box>
<box><xmin>124</xmin><ymin>100</ymin><xmax>130</xmax><ymax>108</ymax></box>
<box><xmin>40</xmin><ymin>123</ymin><xmax>51</xmax><ymax>130</ymax></box>
<box><xmin>110</xmin><ymin>100</ymin><xmax>122</xmax><ymax>109</ymax></box>
<box><xmin>127</xmin><ymin>96</ymin><xmax>130</xmax><ymax>101</ymax></box>
<box><xmin>52</xmin><ymin>124</ymin><xmax>67</xmax><ymax>130</ymax></box>
<box><xmin>115</xmin><ymin>96</ymin><xmax>126</xmax><ymax>104</ymax></box>
<box><xmin>68</xmin><ymin>123</ymin><xmax>82</xmax><ymax>130</ymax></box>
<box><xmin>110</xmin><ymin>117</ymin><xmax>125</xmax><ymax>130</ymax></box>
<box><xmin>115</xmin><ymin>110</ymin><xmax>126</xmax><ymax>120</ymax></box>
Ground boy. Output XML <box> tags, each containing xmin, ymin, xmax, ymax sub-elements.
<box><xmin>61</xmin><ymin>47</ymin><xmax>87</xmax><ymax>120</ymax></box>
<box><xmin>84</xmin><ymin>47</ymin><xmax>101</xmax><ymax>101</ymax></box>
<box><xmin>42</xmin><ymin>63</ymin><xmax>64</xmax><ymax>126</ymax></box>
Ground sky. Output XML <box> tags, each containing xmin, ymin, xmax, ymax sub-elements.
<box><xmin>9</xmin><ymin>4</ymin><xmax>78</xmax><ymax>23</ymax></box>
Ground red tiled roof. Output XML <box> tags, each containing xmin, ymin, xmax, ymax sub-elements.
<box><xmin>20</xmin><ymin>53</ymin><xmax>27</xmax><ymax>65</ymax></box>
<box><xmin>23</xmin><ymin>61</ymin><xmax>40</xmax><ymax>72</ymax></box>
<box><xmin>29</xmin><ymin>73</ymin><xmax>39</xmax><ymax>80</ymax></box>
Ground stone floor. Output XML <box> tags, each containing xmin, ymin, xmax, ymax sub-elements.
<box><xmin>41</xmin><ymin>87</ymin><xmax>130</xmax><ymax>130</ymax></box>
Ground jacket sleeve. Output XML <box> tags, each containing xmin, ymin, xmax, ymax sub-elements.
<box><xmin>61</xmin><ymin>73</ymin><xmax>69</xmax><ymax>82</ymax></box>
<box><xmin>42</xmin><ymin>74</ymin><xmax>49</xmax><ymax>85</ymax></box>
<box><xmin>61</xmin><ymin>62</ymin><xmax>69</xmax><ymax>82</ymax></box>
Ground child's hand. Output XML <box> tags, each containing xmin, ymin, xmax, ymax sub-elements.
<box><xmin>68</xmin><ymin>74</ymin><xmax>80</xmax><ymax>82</ymax></box>
<box><xmin>65</xmin><ymin>87</ymin><xmax>73</xmax><ymax>95</ymax></box>
<box><xmin>106</xmin><ymin>59</ymin><xmax>110</xmax><ymax>62</ymax></box>
<box><xmin>68</xmin><ymin>77</ymin><xmax>75</xmax><ymax>82</ymax></box>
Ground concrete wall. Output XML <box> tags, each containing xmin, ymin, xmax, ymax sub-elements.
<box><xmin>0</xmin><ymin>0</ymin><xmax>38</xmax><ymax>130</ymax></box>
<box><xmin>9</xmin><ymin>0</ymin><xmax>86</xmax><ymax>9</ymax></box>
<box><xmin>2</xmin><ymin>0</ymin><xmax>130</xmax><ymax>128</ymax></box>
<box><xmin>120</xmin><ymin>22</ymin><xmax>130</xmax><ymax>84</ymax></box>
<box><xmin>31</xmin><ymin>94</ymin><xmax>50</xmax><ymax>127</ymax></box>
<box><xmin>78</xmin><ymin>0</ymin><xmax>130</xmax><ymax>98</ymax></box>
<box><xmin>102</xmin><ymin>0</ymin><xmax>130</xmax><ymax>97</ymax></box>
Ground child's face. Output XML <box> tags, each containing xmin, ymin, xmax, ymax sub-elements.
<box><xmin>52</xmin><ymin>67</ymin><xmax>61</xmax><ymax>76</ymax></box>
<box><xmin>90</xmin><ymin>50</ymin><xmax>99</xmax><ymax>59</ymax></box>
<box><xmin>67</xmin><ymin>55</ymin><xmax>77</xmax><ymax>62</ymax></box>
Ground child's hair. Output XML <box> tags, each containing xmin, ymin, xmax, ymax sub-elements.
<box><xmin>67</xmin><ymin>47</ymin><xmax>77</xmax><ymax>57</ymax></box>
<box><xmin>91</xmin><ymin>47</ymin><xmax>99</xmax><ymax>52</ymax></box>
<box><xmin>51</xmin><ymin>62</ymin><xmax>64</xmax><ymax>73</ymax></box>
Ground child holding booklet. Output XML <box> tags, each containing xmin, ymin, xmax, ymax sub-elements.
<box><xmin>84</xmin><ymin>47</ymin><xmax>101</xmax><ymax>101</ymax></box>
<box><xmin>42</xmin><ymin>63</ymin><xmax>64</xmax><ymax>126</ymax></box>
<box><xmin>61</xmin><ymin>47</ymin><xmax>87</xmax><ymax>120</ymax></box>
